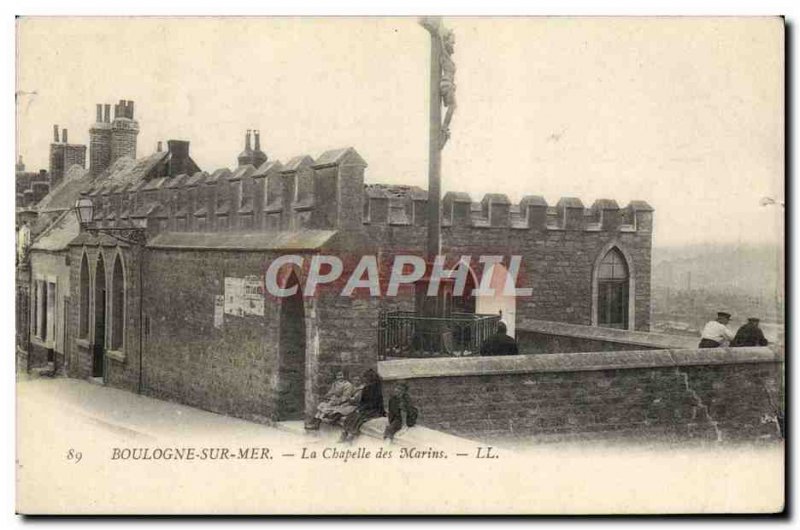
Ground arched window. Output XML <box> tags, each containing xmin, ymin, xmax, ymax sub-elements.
<box><xmin>596</xmin><ymin>248</ymin><xmax>629</xmax><ymax>329</ymax></box>
<box><xmin>110</xmin><ymin>255</ymin><xmax>125</xmax><ymax>350</ymax></box>
<box><xmin>79</xmin><ymin>253</ymin><xmax>90</xmax><ymax>338</ymax></box>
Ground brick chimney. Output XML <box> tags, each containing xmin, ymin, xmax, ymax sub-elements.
<box><xmin>110</xmin><ymin>98</ymin><xmax>139</xmax><ymax>164</ymax></box>
<box><xmin>167</xmin><ymin>140</ymin><xmax>191</xmax><ymax>177</ymax></box>
<box><xmin>91</xmin><ymin>103</ymin><xmax>112</xmax><ymax>175</ymax></box>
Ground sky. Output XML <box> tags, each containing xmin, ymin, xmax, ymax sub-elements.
<box><xmin>15</xmin><ymin>17</ymin><xmax>784</xmax><ymax>248</ymax></box>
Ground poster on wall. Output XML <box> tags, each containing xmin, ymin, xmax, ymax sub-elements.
<box><xmin>223</xmin><ymin>277</ymin><xmax>245</xmax><ymax>316</ymax></box>
<box><xmin>243</xmin><ymin>275</ymin><xmax>265</xmax><ymax>316</ymax></box>
<box><xmin>224</xmin><ymin>276</ymin><xmax>265</xmax><ymax>317</ymax></box>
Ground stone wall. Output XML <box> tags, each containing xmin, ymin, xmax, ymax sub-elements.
<box><xmin>66</xmin><ymin>240</ymin><xmax>143</xmax><ymax>393</ymax></box>
<box><xmin>140</xmin><ymin>247</ymin><xmax>277</xmax><ymax>423</ymax></box>
<box><xmin>515</xmin><ymin>319</ymin><xmax>698</xmax><ymax>354</ymax></box>
<box><xmin>366</xmin><ymin>223</ymin><xmax>653</xmax><ymax>331</ymax></box>
<box><xmin>70</xmin><ymin>241</ymin><xmax>385</xmax><ymax>425</ymax></box>
<box><xmin>377</xmin><ymin>347</ymin><xmax>784</xmax><ymax>444</ymax></box>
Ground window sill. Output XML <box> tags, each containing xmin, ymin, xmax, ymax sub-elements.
<box><xmin>106</xmin><ymin>349</ymin><xmax>126</xmax><ymax>363</ymax></box>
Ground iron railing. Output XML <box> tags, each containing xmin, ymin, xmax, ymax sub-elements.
<box><xmin>378</xmin><ymin>310</ymin><xmax>501</xmax><ymax>359</ymax></box>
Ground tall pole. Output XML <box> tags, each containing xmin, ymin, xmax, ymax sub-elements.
<box><xmin>426</xmin><ymin>26</ymin><xmax>443</xmax><ymax>261</ymax></box>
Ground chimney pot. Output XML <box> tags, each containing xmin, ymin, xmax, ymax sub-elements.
<box><xmin>127</xmin><ymin>100</ymin><xmax>135</xmax><ymax>119</ymax></box>
<box><xmin>245</xmin><ymin>130</ymin><xmax>252</xmax><ymax>151</ymax></box>
<box><xmin>104</xmin><ymin>104</ymin><xmax>111</xmax><ymax>123</ymax></box>
<box><xmin>157</xmin><ymin>141</ymin><xmax>163</xmax><ymax>152</ymax></box>
<box><xmin>62</xmin><ymin>129</ymin><xmax>68</xmax><ymax>144</ymax></box>
<box><xmin>254</xmin><ymin>130</ymin><xmax>261</xmax><ymax>151</ymax></box>
<box><xmin>53</xmin><ymin>125</ymin><xmax>59</xmax><ymax>143</ymax></box>
<box><xmin>96</xmin><ymin>104</ymin><xmax>102</xmax><ymax>122</ymax></box>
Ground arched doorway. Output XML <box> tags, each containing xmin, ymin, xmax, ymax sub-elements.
<box><xmin>476</xmin><ymin>262</ymin><xmax>517</xmax><ymax>337</ymax></box>
<box><xmin>452</xmin><ymin>262</ymin><xmax>477</xmax><ymax>315</ymax></box>
<box><xmin>276</xmin><ymin>270</ymin><xmax>306</xmax><ymax>421</ymax></box>
<box><xmin>92</xmin><ymin>255</ymin><xmax>107</xmax><ymax>379</ymax></box>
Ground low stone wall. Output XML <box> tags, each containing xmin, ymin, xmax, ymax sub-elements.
<box><xmin>377</xmin><ymin>347</ymin><xmax>783</xmax><ymax>444</ymax></box>
<box><xmin>516</xmin><ymin>319</ymin><xmax>698</xmax><ymax>354</ymax></box>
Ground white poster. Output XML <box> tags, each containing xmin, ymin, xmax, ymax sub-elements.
<box><xmin>224</xmin><ymin>276</ymin><xmax>264</xmax><ymax>316</ymax></box>
<box><xmin>243</xmin><ymin>275</ymin><xmax>265</xmax><ymax>316</ymax></box>
<box><xmin>224</xmin><ymin>277</ymin><xmax>245</xmax><ymax>316</ymax></box>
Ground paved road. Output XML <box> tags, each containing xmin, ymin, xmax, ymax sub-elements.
<box><xmin>16</xmin><ymin>376</ymin><xmax>784</xmax><ymax>515</ymax></box>
<box><xmin>17</xmin><ymin>376</ymin><xmax>306</xmax><ymax>443</ymax></box>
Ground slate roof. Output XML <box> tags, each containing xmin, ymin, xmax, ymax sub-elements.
<box><xmin>30</xmin><ymin>210</ymin><xmax>79</xmax><ymax>252</ymax></box>
<box><xmin>103</xmin><ymin>154</ymin><xmax>162</xmax><ymax>188</ymax></box>
<box><xmin>35</xmin><ymin>165</ymin><xmax>93</xmax><ymax>212</ymax></box>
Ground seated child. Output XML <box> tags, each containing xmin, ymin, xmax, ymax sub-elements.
<box><xmin>313</xmin><ymin>370</ymin><xmax>355</xmax><ymax>427</ymax></box>
<box><xmin>383</xmin><ymin>382</ymin><xmax>418</xmax><ymax>441</ymax></box>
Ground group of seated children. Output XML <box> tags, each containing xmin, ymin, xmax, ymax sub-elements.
<box><xmin>311</xmin><ymin>368</ymin><xmax>417</xmax><ymax>443</ymax></box>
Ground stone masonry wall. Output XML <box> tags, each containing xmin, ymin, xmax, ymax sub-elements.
<box><xmin>378</xmin><ymin>347</ymin><xmax>783</xmax><ymax>444</ymax></box>
<box><xmin>366</xmin><ymin>223</ymin><xmax>652</xmax><ymax>331</ymax></box>
<box><xmin>67</xmin><ymin>240</ymin><xmax>143</xmax><ymax>393</ymax></box>
<box><xmin>141</xmin><ymin>248</ymin><xmax>282</xmax><ymax>423</ymax></box>
<box><xmin>123</xmin><ymin>247</ymin><xmax>382</xmax><ymax>425</ymax></box>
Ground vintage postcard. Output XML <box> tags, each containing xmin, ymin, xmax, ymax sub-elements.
<box><xmin>14</xmin><ymin>16</ymin><xmax>784</xmax><ymax>515</ymax></box>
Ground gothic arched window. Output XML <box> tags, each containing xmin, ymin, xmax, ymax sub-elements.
<box><xmin>110</xmin><ymin>255</ymin><xmax>125</xmax><ymax>351</ymax></box>
<box><xmin>79</xmin><ymin>253</ymin><xmax>90</xmax><ymax>338</ymax></box>
<box><xmin>597</xmin><ymin>248</ymin><xmax>629</xmax><ymax>329</ymax></box>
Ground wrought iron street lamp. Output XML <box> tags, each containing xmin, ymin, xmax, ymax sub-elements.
<box><xmin>73</xmin><ymin>196</ymin><xmax>147</xmax><ymax>246</ymax></box>
<box><xmin>74</xmin><ymin>197</ymin><xmax>94</xmax><ymax>225</ymax></box>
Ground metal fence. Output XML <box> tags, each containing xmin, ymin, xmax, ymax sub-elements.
<box><xmin>378</xmin><ymin>310</ymin><xmax>501</xmax><ymax>360</ymax></box>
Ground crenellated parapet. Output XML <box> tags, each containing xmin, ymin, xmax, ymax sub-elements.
<box><xmin>81</xmin><ymin>145</ymin><xmax>652</xmax><ymax>238</ymax></box>
<box><xmin>81</xmin><ymin>146</ymin><xmax>370</xmax><ymax>236</ymax></box>
<box><xmin>363</xmin><ymin>186</ymin><xmax>654</xmax><ymax>234</ymax></box>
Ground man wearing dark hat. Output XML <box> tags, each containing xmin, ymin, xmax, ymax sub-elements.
<box><xmin>730</xmin><ymin>318</ymin><xmax>769</xmax><ymax>347</ymax></box>
<box><xmin>698</xmin><ymin>312</ymin><xmax>735</xmax><ymax>348</ymax></box>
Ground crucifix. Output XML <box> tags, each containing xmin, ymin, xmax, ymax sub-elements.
<box><xmin>414</xmin><ymin>17</ymin><xmax>458</xmax><ymax>336</ymax></box>
<box><xmin>419</xmin><ymin>16</ymin><xmax>457</xmax><ymax>262</ymax></box>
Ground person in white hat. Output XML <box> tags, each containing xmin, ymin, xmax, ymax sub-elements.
<box><xmin>698</xmin><ymin>311</ymin><xmax>734</xmax><ymax>348</ymax></box>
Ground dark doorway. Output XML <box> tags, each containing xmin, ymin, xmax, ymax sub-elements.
<box><xmin>92</xmin><ymin>256</ymin><xmax>107</xmax><ymax>379</ymax></box>
<box><xmin>452</xmin><ymin>264</ymin><xmax>477</xmax><ymax>315</ymax></box>
<box><xmin>276</xmin><ymin>271</ymin><xmax>306</xmax><ymax>421</ymax></box>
